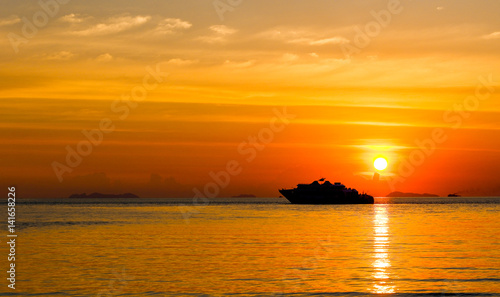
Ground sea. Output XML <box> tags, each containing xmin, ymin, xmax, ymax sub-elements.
<box><xmin>2</xmin><ymin>197</ymin><xmax>499</xmax><ymax>296</ymax></box>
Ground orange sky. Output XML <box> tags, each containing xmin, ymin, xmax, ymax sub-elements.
<box><xmin>1</xmin><ymin>0</ymin><xmax>500</xmax><ymax>198</ymax></box>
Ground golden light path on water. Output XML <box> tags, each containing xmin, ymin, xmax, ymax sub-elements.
<box><xmin>372</xmin><ymin>205</ymin><xmax>396</xmax><ymax>294</ymax></box>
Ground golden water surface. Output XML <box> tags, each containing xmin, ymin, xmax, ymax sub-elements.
<box><xmin>3</xmin><ymin>198</ymin><xmax>499</xmax><ymax>296</ymax></box>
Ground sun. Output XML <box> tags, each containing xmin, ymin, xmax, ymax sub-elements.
<box><xmin>374</xmin><ymin>157</ymin><xmax>388</xmax><ymax>171</ymax></box>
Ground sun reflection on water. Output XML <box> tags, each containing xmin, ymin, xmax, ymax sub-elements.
<box><xmin>372</xmin><ymin>205</ymin><xmax>396</xmax><ymax>294</ymax></box>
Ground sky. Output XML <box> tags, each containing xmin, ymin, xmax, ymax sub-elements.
<box><xmin>1</xmin><ymin>0</ymin><xmax>500</xmax><ymax>198</ymax></box>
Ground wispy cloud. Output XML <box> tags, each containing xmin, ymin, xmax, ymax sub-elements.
<box><xmin>210</xmin><ymin>25</ymin><xmax>237</xmax><ymax>35</ymax></box>
<box><xmin>198</xmin><ymin>25</ymin><xmax>237</xmax><ymax>43</ymax></box>
<box><xmin>40</xmin><ymin>51</ymin><xmax>76</xmax><ymax>61</ymax></box>
<box><xmin>167</xmin><ymin>58</ymin><xmax>198</xmax><ymax>66</ymax></box>
<box><xmin>482</xmin><ymin>31</ymin><xmax>500</xmax><ymax>40</ymax></box>
<box><xmin>307</xmin><ymin>37</ymin><xmax>349</xmax><ymax>45</ymax></box>
<box><xmin>282</xmin><ymin>53</ymin><xmax>299</xmax><ymax>62</ymax></box>
<box><xmin>95</xmin><ymin>53</ymin><xmax>113</xmax><ymax>62</ymax></box>
<box><xmin>0</xmin><ymin>15</ymin><xmax>20</xmax><ymax>26</ymax></box>
<box><xmin>73</xmin><ymin>15</ymin><xmax>151</xmax><ymax>36</ymax></box>
<box><xmin>223</xmin><ymin>60</ymin><xmax>255</xmax><ymax>68</ymax></box>
<box><xmin>155</xmin><ymin>18</ymin><xmax>192</xmax><ymax>34</ymax></box>
<box><xmin>261</xmin><ymin>28</ymin><xmax>348</xmax><ymax>46</ymax></box>
<box><xmin>60</xmin><ymin>13</ymin><xmax>88</xmax><ymax>23</ymax></box>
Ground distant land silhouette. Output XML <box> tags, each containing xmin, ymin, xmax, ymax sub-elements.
<box><xmin>231</xmin><ymin>194</ymin><xmax>256</xmax><ymax>198</ymax></box>
<box><xmin>386</xmin><ymin>191</ymin><xmax>439</xmax><ymax>198</ymax></box>
<box><xmin>69</xmin><ymin>193</ymin><xmax>139</xmax><ymax>198</ymax></box>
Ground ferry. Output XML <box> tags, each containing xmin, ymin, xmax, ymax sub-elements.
<box><xmin>279</xmin><ymin>179</ymin><xmax>374</xmax><ymax>204</ymax></box>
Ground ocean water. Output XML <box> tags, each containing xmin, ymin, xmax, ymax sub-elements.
<box><xmin>2</xmin><ymin>197</ymin><xmax>499</xmax><ymax>296</ymax></box>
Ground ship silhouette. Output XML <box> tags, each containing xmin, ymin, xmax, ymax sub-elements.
<box><xmin>279</xmin><ymin>179</ymin><xmax>374</xmax><ymax>204</ymax></box>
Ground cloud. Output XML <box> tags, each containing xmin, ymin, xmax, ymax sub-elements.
<box><xmin>210</xmin><ymin>25</ymin><xmax>237</xmax><ymax>35</ymax></box>
<box><xmin>261</xmin><ymin>28</ymin><xmax>348</xmax><ymax>46</ymax></box>
<box><xmin>282</xmin><ymin>53</ymin><xmax>299</xmax><ymax>62</ymax></box>
<box><xmin>307</xmin><ymin>37</ymin><xmax>349</xmax><ymax>45</ymax></box>
<box><xmin>198</xmin><ymin>25</ymin><xmax>237</xmax><ymax>43</ymax></box>
<box><xmin>436</xmin><ymin>6</ymin><xmax>444</xmax><ymax>11</ymax></box>
<box><xmin>155</xmin><ymin>18</ymin><xmax>192</xmax><ymax>34</ymax></box>
<box><xmin>146</xmin><ymin>174</ymin><xmax>192</xmax><ymax>197</ymax></box>
<box><xmin>223</xmin><ymin>60</ymin><xmax>255</xmax><ymax>68</ymax></box>
<box><xmin>167</xmin><ymin>58</ymin><xmax>198</xmax><ymax>66</ymax></box>
<box><xmin>0</xmin><ymin>15</ymin><xmax>20</xmax><ymax>26</ymax></box>
<box><xmin>95</xmin><ymin>53</ymin><xmax>113</xmax><ymax>62</ymax></box>
<box><xmin>73</xmin><ymin>15</ymin><xmax>151</xmax><ymax>36</ymax></box>
<box><xmin>43</xmin><ymin>51</ymin><xmax>76</xmax><ymax>61</ymax></box>
<box><xmin>483</xmin><ymin>31</ymin><xmax>500</xmax><ymax>40</ymax></box>
<box><xmin>60</xmin><ymin>13</ymin><xmax>87</xmax><ymax>23</ymax></box>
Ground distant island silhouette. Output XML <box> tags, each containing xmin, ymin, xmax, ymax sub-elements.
<box><xmin>231</xmin><ymin>194</ymin><xmax>256</xmax><ymax>198</ymax></box>
<box><xmin>386</xmin><ymin>191</ymin><xmax>439</xmax><ymax>198</ymax></box>
<box><xmin>69</xmin><ymin>193</ymin><xmax>140</xmax><ymax>198</ymax></box>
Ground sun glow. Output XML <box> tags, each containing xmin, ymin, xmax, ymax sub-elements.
<box><xmin>374</xmin><ymin>157</ymin><xmax>388</xmax><ymax>171</ymax></box>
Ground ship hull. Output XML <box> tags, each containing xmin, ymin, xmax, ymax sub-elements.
<box><xmin>279</xmin><ymin>189</ymin><xmax>374</xmax><ymax>204</ymax></box>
